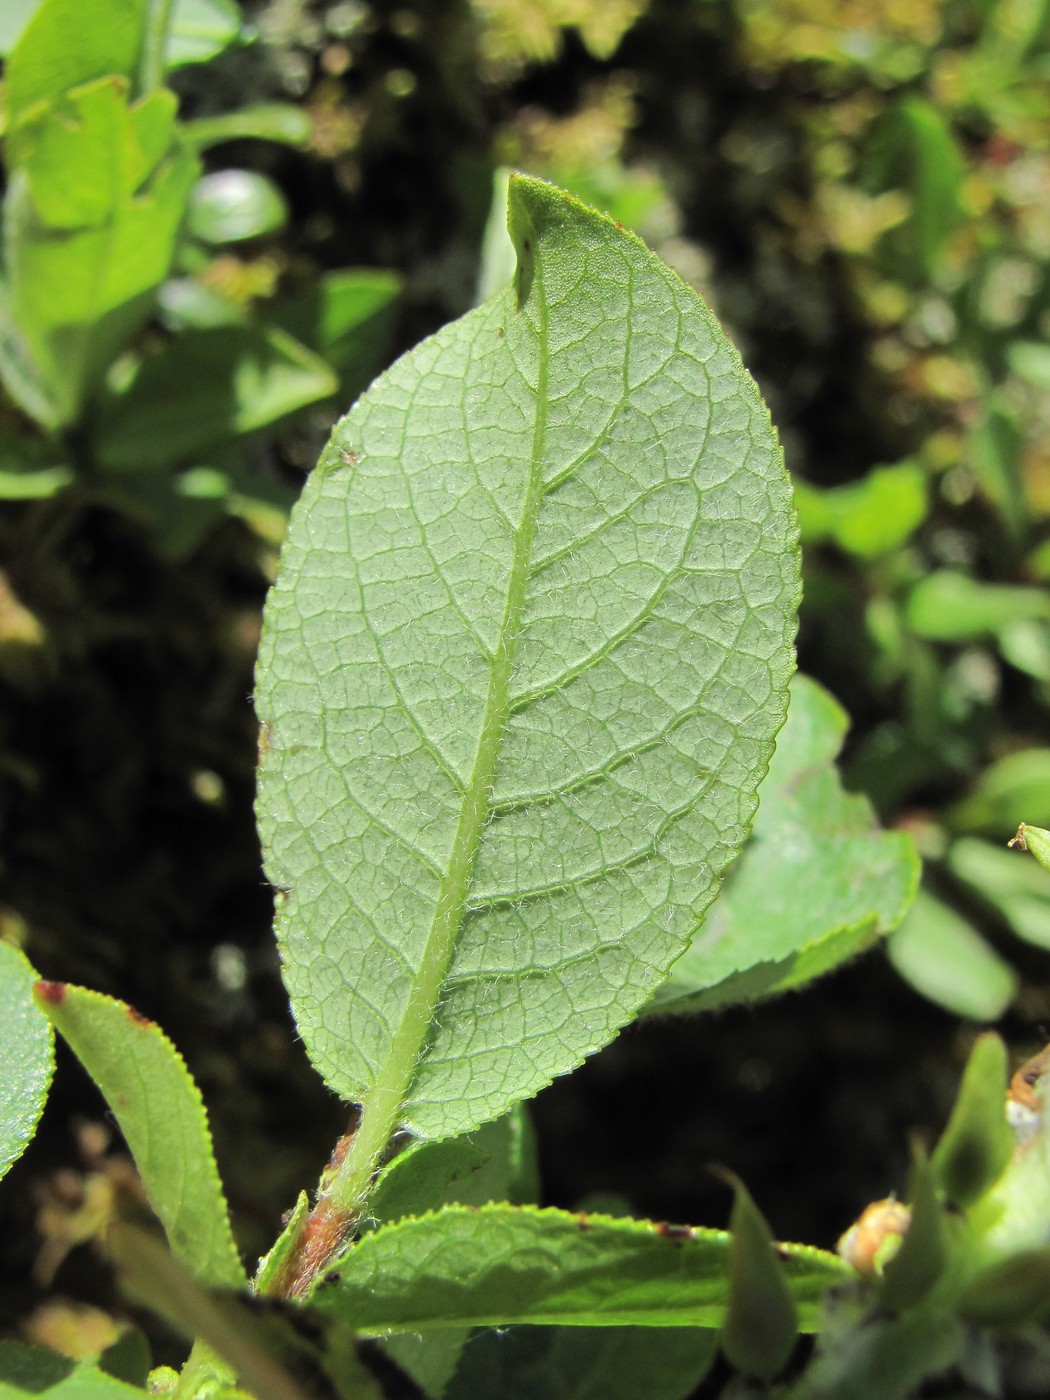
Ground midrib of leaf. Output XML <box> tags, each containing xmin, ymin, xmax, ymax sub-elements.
<box><xmin>327</xmin><ymin>278</ymin><xmax>551</xmax><ymax>1216</ymax></box>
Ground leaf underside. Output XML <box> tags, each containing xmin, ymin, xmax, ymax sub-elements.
<box><xmin>255</xmin><ymin>175</ymin><xmax>799</xmax><ymax>1155</ymax></box>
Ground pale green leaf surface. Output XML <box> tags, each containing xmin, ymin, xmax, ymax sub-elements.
<box><xmin>0</xmin><ymin>943</ymin><xmax>53</xmax><ymax>1183</ymax></box>
<box><xmin>255</xmin><ymin>176</ymin><xmax>799</xmax><ymax>1177</ymax></box>
<box><xmin>654</xmin><ymin>674</ymin><xmax>918</xmax><ymax>1012</ymax></box>
<box><xmin>0</xmin><ymin>1344</ymin><xmax>145</xmax><ymax>1400</ymax></box>
<box><xmin>445</xmin><ymin>1324</ymin><xmax>719</xmax><ymax>1400</ymax></box>
<box><xmin>314</xmin><ymin>1204</ymin><xmax>847</xmax><ymax>1331</ymax></box>
<box><xmin>33</xmin><ymin>983</ymin><xmax>245</xmax><ymax>1288</ymax></box>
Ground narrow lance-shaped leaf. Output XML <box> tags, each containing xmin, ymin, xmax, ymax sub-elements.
<box><xmin>313</xmin><ymin>1205</ymin><xmax>848</xmax><ymax>1332</ymax></box>
<box><xmin>255</xmin><ymin>175</ymin><xmax>799</xmax><ymax>1205</ymax></box>
<box><xmin>33</xmin><ymin>982</ymin><xmax>245</xmax><ymax>1289</ymax></box>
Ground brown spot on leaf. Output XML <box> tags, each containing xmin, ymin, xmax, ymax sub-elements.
<box><xmin>126</xmin><ymin>1006</ymin><xmax>153</xmax><ymax>1028</ymax></box>
<box><xmin>655</xmin><ymin>1222</ymin><xmax>694</xmax><ymax>1242</ymax></box>
<box><xmin>35</xmin><ymin>981</ymin><xmax>66</xmax><ymax>1004</ymax></box>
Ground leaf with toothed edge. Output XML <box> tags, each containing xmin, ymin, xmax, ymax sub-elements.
<box><xmin>255</xmin><ymin>174</ymin><xmax>799</xmax><ymax>1193</ymax></box>
<box><xmin>33</xmin><ymin>982</ymin><xmax>245</xmax><ymax>1289</ymax></box>
<box><xmin>0</xmin><ymin>943</ymin><xmax>53</xmax><ymax>1184</ymax></box>
<box><xmin>312</xmin><ymin>1204</ymin><xmax>848</xmax><ymax>1331</ymax></box>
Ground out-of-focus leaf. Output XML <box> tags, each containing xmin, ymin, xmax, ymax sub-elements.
<box><xmin>0</xmin><ymin>467</ymin><xmax>72</xmax><ymax>500</ymax></box>
<box><xmin>0</xmin><ymin>1343</ymin><xmax>146</xmax><ymax>1400</ymax></box>
<box><xmin>0</xmin><ymin>943</ymin><xmax>53</xmax><ymax>1184</ymax></box>
<box><xmin>866</xmin><ymin>97</ymin><xmax>964</xmax><ymax>275</ymax></box>
<box><xmin>445</xmin><ymin>1325</ymin><xmax>719</xmax><ymax>1400</ymax></box>
<box><xmin>947</xmin><ymin>750</ymin><xmax>1050</xmax><ymax>834</ymax></box>
<box><xmin>157</xmin><ymin>278</ymin><xmax>248</xmax><ymax>331</ymax></box>
<box><xmin>166</xmin><ymin>0</ymin><xmax>243</xmax><ymax>69</ymax></box>
<box><xmin>3</xmin><ymin>82</ymin><xmax>199</xmax><ymax>424</ymax></box>
<box><xmin>314</xmin><ymin>1204</ymin><xmax>848</xmax><ymax>1330</ymax></box>
<box><xmin>1008</xmin><ymin>340</ymin><xmax>1050</xmax><ymax>390</ymax></box>
<box><xmin>34</xmin><ymin>982</ymin><xmax>245</xmax><ymax>1288</ymax></box>
<box><xmin>948</xmin><ymin>837</ymin><xmax>1050</xmax><ymax>951</ymax></box>
<box><xmin>4</xmin><ymin>0</ymin><xmax>144</xmax><ymax>130</ymax></box>
<box><xmin>653</xmin><ymin>675</ymin><xmax>918</xmax><ymax>1013</ymax></box>
<box><xmin>794</xmin><ymin>462</ymin><xmax>927</xmax><ymax>560</ymax></box>
<box><xmin>887</xmin><ymin>887</ymin><xmax>1016</xmax><ymax>1020</ymax></box>
<box><xmin>930</xmin><ymin>1032</ymin><xmax>1012</xmax><ymax>1209</ymax></box>
<box><xmin>720</xmin><ymin>1177</ymin><xmax>798</xmax><ymax>1382</ymax></box>
<box><xmin>905</xmin><ymin>570</ymin><xmax>1050</xmax><ymax>641</ymax></box>
<box><xmin>267</xmin><ymin>269</ymin><xmax>401</xmax><ymax>399</ymax></box>
<box><xmin>183</xmin><ymin>105</ymin><xmax>312</xmax><ymax>150</ymax></box>
<box><xmin>95</xmin><ymin>326</ymin><xmax>337</xmax><ymax>471</ymax></box>
<box><xmin>0</xmin><ymin>0</ymin><xmax>40</xmax><ymax>56</ymax></box>
<box><xmin>188</xmin><ymin>170</ymin><xmax>289</xmax><ymax>245</ymax></box>
<box><xmin>968</xmin><ymin>400</ymin><xmax>1028</xmax><ymax>542</ymax></box>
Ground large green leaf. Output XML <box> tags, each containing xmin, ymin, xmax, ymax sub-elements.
<box><xmin>255</xmin><ymin>175</ymin><xmax>799</xmax><ymax>1205</ymax></box>
<box><xmin>653</xmin><ymin>674</ymin><xmax>918</xmax><ymax>1012</ymax></box>
<box><xmin>313</xmin><ymin>1204</ymin><xmax>848</xmax><ymax>1331</ymax></box>
<box><xmin>33</xmin><ymin>982</ymin><xmax>245</xmax><ymax>1289</ymax></box>
<box><xmin>0</xmin><ymin>943</ymin><xmax>53</xmax><ymax>1183</ymax></box>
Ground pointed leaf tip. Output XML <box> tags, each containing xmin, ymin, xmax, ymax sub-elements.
<box><xmin>720</xmin><ymin>1174</ymin><xmax>799</xmax><ymax>1382</ymax></box>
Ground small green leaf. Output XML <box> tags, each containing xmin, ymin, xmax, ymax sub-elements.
<box><xmin>95</xmin><ymin>326</ymin><xmax>338</xmax><ymax>471</ymax></box>
<box><xmin>33</xmin><ymin>982</ymin><xmax>245</xmax><ymax>1288</ymax></box>
<box><xmin>905</xmin><ymin>571</ymin><xmax>1050</xmax><ymax>642</ymax></box>
<box><xmin>166</xmin><ymin>0</ymin><xmax>243</xmax><ymax>69</ymax></box>
<box><xmin>1012</xmin><ymin>823</ymin><xmax>1050</xmax><ymax>876</ymax></box>
<box><xmin>948</xmin><ymin>836</ymin><xmax>1050</xmax><ymax>950</ymax></box>
<box><xmin>313</xmin><ymin>1204</ymin><xmax>847</xmax><ymax>1331</ymax></box>
<box><xmin>887</xmin><ymin>888</ymin><xmax>1016</xmax><ymax>1019</ymax></box>
<box><xmin>187</xmin><ymin>170</ymin><xmax>289</xmax><ymax>245</ymax></box>
<box><xmin>0</xmin><ymin>942</ymin><xmax>53</xmax><ymax>1183</ymax></box>
<box><xmin>720</xmin><ymin>1177</ymin><xmax>798</xmax><ymax>1382</ymax></box>
<box><xmin>931</xmin><ymin>1033</ymin><xmax>1012</xmax><ymax>1209</ymax></box>
<box><xmin>878</xmin><ymin>1150</ymin><xmax>945</xmax><ymax>1311</ymax></box>
<box><xmin>655</xmin><ymin>675</ymin><xmax>918</xmax><ymax>1012</ymax></box>
<box><xmin>0</xmin><ymin>1343</ymin><xmax>146</xmax><ymax>1400</ymax></box>
<box><xmin>256</xmin><ymin>175</ymin><xmax>799</xmax><ymax>1212</ymax></box>
<box><xmin>948</xmin><ymin>750</ymin><xmax>1050</xmax><ymax>834</ymax></box>
<box><xmin>794</xmin><ymin>461</ymin><xmax>927</xmax><ymax>560</ymax></box>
